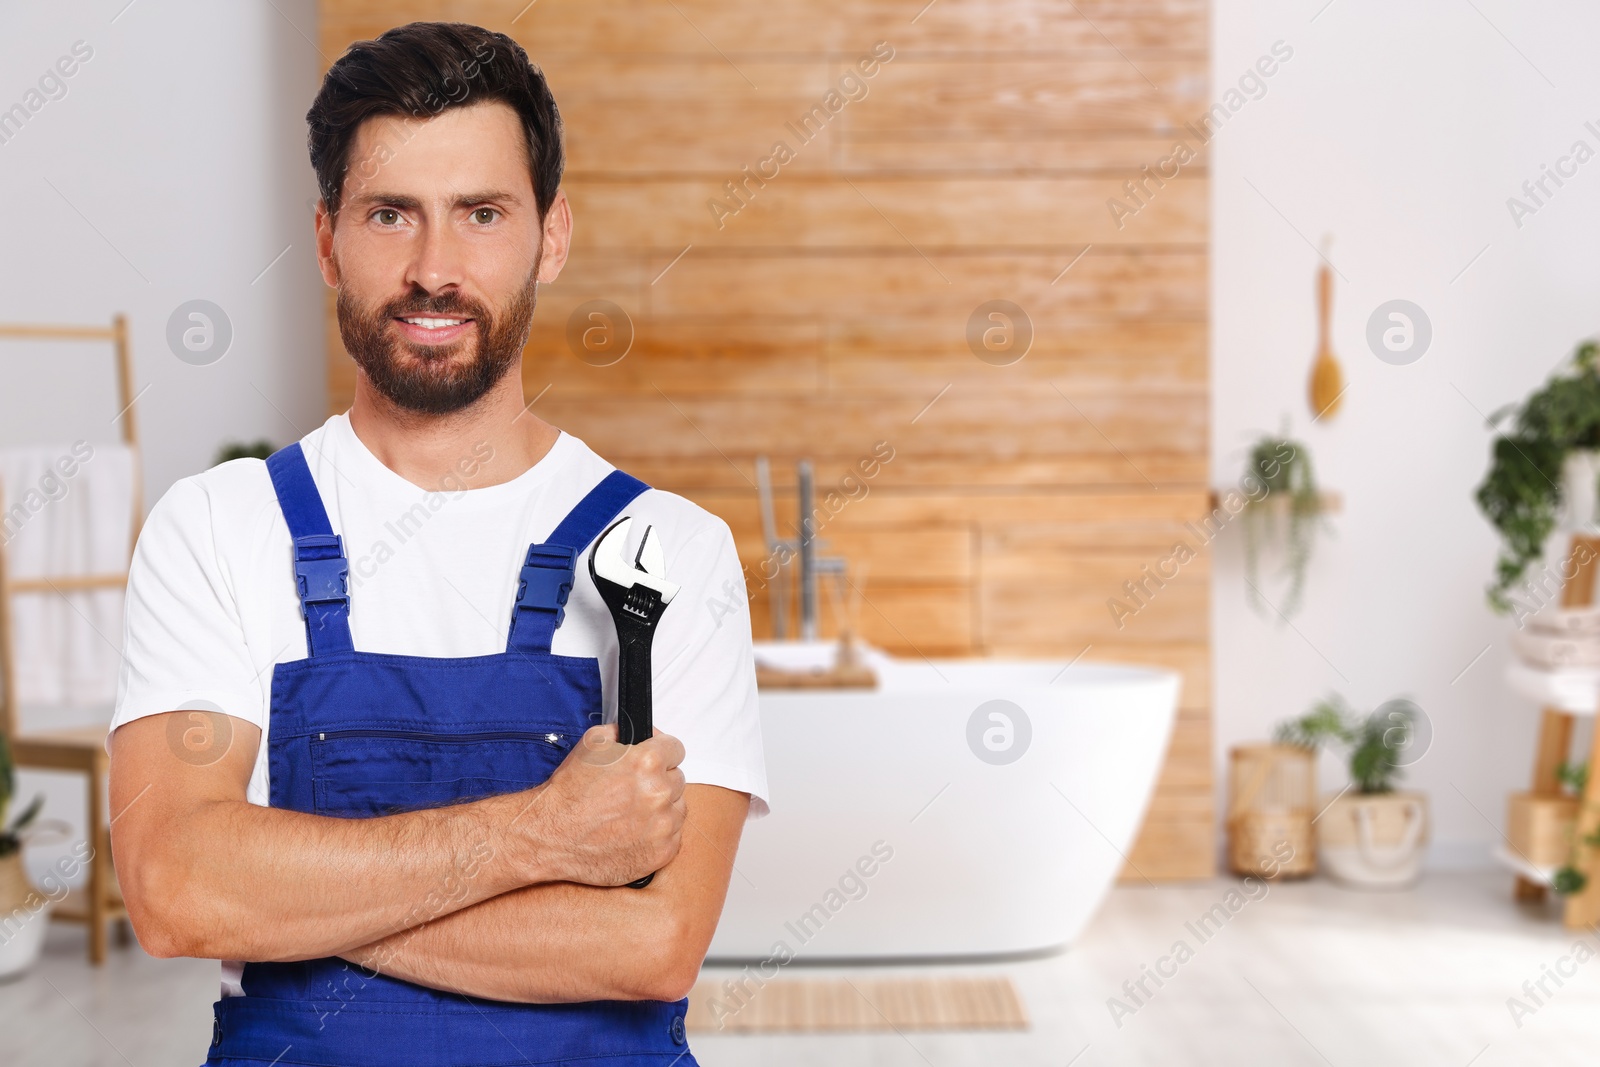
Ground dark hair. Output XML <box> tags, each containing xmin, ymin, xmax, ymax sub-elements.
<box><xmin>305</xmin><ymin>22</ymin><xmax>563</xmax><ymax>220</ymax></box>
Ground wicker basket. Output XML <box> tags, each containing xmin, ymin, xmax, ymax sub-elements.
<box><xmin>1507</xmin><ymin>792</ymin><xmax>1579</xmax><ymax>868</ymax></box>
<box><xmin>1227</xmin><ymin>744</ymin><xmax>1316</xmax><ymax>879</ymax></box>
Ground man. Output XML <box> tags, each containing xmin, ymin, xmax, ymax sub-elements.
<box><xmin>108</xmin><ymin>22</ymin><xmax>766</xmax><ymax>1067</ymax></box>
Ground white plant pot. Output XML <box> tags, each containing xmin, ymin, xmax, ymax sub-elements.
<box><xmin>0</xmin><ymin>899</ymin><xmax>51</xmax><ymax>980</ymax></box>
<box><xmin>1317</xmin><ymin>792</ymin><xmax>1428</xmax><ymax>889</ymax></box>
<box><xmin>0</xmin><ymin>850</ymin><xmax>55</xmax><ymax>980</ymax></box>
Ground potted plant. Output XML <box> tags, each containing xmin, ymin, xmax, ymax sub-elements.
<box><xmin>1275</xmin><ymin>695</ymin><xmax>1429</xmax><ymax>888</ymax></box>
<box><xmin>1476</xmin><ymin>339</ymin><xmax>1600</xmax><ymax>612</ymax></box>
<box><xmin>1552</xmin><ymin>761</ymin><xmax>1594</xmax><ymax>897</ymax></box>
<box><xmin>0</xmin><ymin>732</ymin><xmax>50</xmax><ymax>979</ymax></box>
<box><xmin>1240</xmin><ymin>433</ymin><xmax>1328</xmax><ymax>620</ymax></box>
<box><xmin>214</xmin><ymin>439</ymin><xmax>276</xmax><ymax>465</ymax></box>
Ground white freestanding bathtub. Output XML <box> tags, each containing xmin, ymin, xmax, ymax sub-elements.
<box><xmin>706</xmin><ymin>641</ymin><xmax>1180</xmax><ymax>961</ymax></box>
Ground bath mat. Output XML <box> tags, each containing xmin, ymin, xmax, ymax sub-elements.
<box><xmin>685</xmin><ymin>975</ymin><xmax>1029</xmax><ymax>1033</ymax></box>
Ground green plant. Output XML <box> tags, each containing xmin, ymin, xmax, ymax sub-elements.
<box><xmin>1554</xmin><ymin>864</ymin><xmax>1587</xmax><ymax>896</ymax></box>
<box><xmin>1552</xmin><ymin>773</ymin><xmax>1600</xmax><ymax>897</ymax></box>
<box><xmin>1273</xmin><ymin>695</ymin><xmax>1351</xmax><ymax>751</ymax></box>
<box><xmin>1475</xmin><ymin>339</ymin><xmax>1600</xmax><ymax>612</ymax></box>
<box><xmin>0</xmin><ymin>732</ymin><xmax>44</xmax><ymax>859</ymax></box>
<box><xmin>1272</xmin><ymin>693</ymin><xmax>1417</xmax><ymax>795</ymax></box>
<box><xmin>1347</xmin><ymin>702</ymin><xmax>1414</xmax><ymax>795</ymax></box>
<box><xmin>1241</xmin><ymin>434</ymin><xmax>1325</xmax><ymax>620</ymax></box>
<box><xmin>215</xmin><ymin>439</ymin><xmax>276</xmax><ymax>466</ymax></box>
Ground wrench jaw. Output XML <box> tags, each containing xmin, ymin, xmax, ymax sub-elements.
<box><xmin>591</xmin><ymin>517</ymin><xmax>679</xmax><ymax>606</ymax></box>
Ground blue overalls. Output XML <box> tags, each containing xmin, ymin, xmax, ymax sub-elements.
<box><xmin>204</xmin><ymin>443</ymin><xmax>697</xmax><ymax>1067</ymax></box>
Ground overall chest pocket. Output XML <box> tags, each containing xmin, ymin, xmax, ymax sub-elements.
<box><xmin>309</xmin><ymin>730</ymin><xmax>575</xmax><ymax>818</ymax></box>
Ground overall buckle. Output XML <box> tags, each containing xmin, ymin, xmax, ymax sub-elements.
<box><xmin>514</xmin><ymin>543</ymin><xmax>577</xmax><ymax>627</ymax></box>
<box><xmin>292</xmin><ymin>533</ymin><xmax>350</xmax><ymax>613</ymax></box>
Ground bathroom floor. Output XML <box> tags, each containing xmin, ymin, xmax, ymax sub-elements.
<box><xmin>2</xmin><ymin>871</ymin><xmax>1595</xmax><ymax>1066</ymax></box>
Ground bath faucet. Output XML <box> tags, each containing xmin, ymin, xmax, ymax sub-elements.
<box><xmin>754</xmin><ymin>456</ymin><xmax>791</xmax><ymax>640</ymax></box>
<box><xmin>798</xmin><ymin>461</ymin><xmax>817</xmax><ymax>640</ymax></box>
<box><xmin>755</xmin><ymin>456</ymin><xmax>845</xmax><ymax>641</ymax></box>
<box><xmin>796</xmin><ymin>460</ymin><xmax>847</xmax><ymax>642</ymax></box>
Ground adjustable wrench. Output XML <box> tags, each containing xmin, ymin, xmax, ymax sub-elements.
<box><xmin>588</xmin><ymin>516</ymin><xmax>679</xmax><ymax>888</ymax></box>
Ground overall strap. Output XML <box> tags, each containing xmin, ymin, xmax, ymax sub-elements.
<box><xmin>507</xmin><ymin>469</ymin><xmax>650</xmax><ymax>655</ymax></box>
<box><xmin>265</xmin><ymin>443</ymin><xmax>354</xmax><ymax>657</ymax></box>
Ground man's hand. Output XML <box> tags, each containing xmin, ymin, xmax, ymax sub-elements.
<box><xmin>521</xmin><ymin>725</ymin><xmax>687</xmax><ymax>887</ymax></box>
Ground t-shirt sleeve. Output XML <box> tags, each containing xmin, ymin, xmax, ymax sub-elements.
<box><xmin>650</xmin><ymin>515</ymin><xmax>769</xmax><ymax>818</ymax></box>
<box><xmin>109</xmin><ymin>477</ymin><xmax>266</xmax><ymax>752</ymax></box>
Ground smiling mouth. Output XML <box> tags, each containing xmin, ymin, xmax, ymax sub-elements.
<box><xmin>395</xmin><ymin>316</ymin><xmax>473</xmax><ymax>330</ymax></box>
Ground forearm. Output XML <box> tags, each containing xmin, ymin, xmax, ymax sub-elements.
<box><xmin>342</xmin><ymin>880</ymin><xmax>686</xmax><ymax>1003</ymax></box>
<box><xmin>113</xmin><ymin>715</ymin><xmax>693</xmax><ymax>968</ymax></box>
<box><xmin>124</xmin><ymin>787</ymin><xmax>543</xmax><ymax>962</ymax></box>
<box><xmin>339</xmin><ymin>785</ymin><xmax>749</xmax><ymax>1004</ymax></box>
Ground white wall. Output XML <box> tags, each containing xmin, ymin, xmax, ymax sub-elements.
<box><xmin>1</xmin><ymin>0</ymin><xmax>324</xmax><ymax>883</ymax></box>
<box><xmin>0</xmin><ymin>0</ymin><xmax>325</xmax><ymax>490</ymax></box>
<box><xmin>1212</xmin><ymin>0</ymin><xmax>1600</xmax><ymax>868</ymax></box>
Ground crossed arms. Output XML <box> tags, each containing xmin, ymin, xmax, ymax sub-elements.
<box><xmin>109</xmin><ymin>715</ymin><xmax>746</xmax><ymax>1003</ymax></box>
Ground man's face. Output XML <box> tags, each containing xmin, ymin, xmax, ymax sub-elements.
<box><xmin>316</xmin><ymin>100</ymin><xmax>570</xmax><ymax>415</ymax></box>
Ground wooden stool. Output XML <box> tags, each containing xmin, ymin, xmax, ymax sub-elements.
<box><xmin>0</xmin><ymin>316</ymin><xmax>142</xmax><ymax>963</ymax></box>
<box><xmin>8</xmin><ymin>725</ymin><xmax>131</xmax><ymax>961</ymax></box>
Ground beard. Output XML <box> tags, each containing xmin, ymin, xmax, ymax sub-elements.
<box><xmin>337</xmin><ymin>268</ymin><xmax>538</xmax><ymax>416</ymax></box>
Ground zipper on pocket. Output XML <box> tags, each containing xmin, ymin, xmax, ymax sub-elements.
<box><xmin>313</xmin><ymin>729</ymin><xmax>571</xmax><ymax>747</ymax></box>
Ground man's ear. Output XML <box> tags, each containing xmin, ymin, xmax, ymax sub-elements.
<box><xmin>535</xmin><ymin>189</ymin><xmax>573</xmax><ymax>285</ymax></box>
<box><xmin>314</xmin><ymin>199</ymin><xmax>340</xmax><ymax>287</ymax></box>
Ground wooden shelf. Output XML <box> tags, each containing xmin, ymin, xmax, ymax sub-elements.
<box><xmin>1494</xmin><ymin>844</ymin><xmax>1557</xmax><ymax>888</ymax></box>
<box><xmin>1506</xmin><ymin>662</ymin><xmax>1600</xmax><ymax>717</ymax></box>
<box><xmin>1207</xmin><ymin>489</ymin><xmax>1342</xmax><ymax>514</ymax></box>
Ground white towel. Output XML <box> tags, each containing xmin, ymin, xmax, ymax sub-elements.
<box><xmin>0</xmin><ymin>442</ymin><xmax>136</xmax><ymax>709</ymax></box>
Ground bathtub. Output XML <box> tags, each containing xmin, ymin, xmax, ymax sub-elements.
<box><xmin>706</xmin><ymin>641</ymin><xmax>1181</xmax><ymax>961</ymax></box>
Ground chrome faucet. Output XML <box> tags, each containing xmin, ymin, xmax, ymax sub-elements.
<box><xmin>797</xmin><ymin>461</ymin><xmax>818</xmax><ymax>641</ymax></box>
<box><xmin>756</xmin><ymin>456</ymin><xmax>845</xmax><ymax>641</ymax></box>
<box><xmin>754</xmin><ymin>456</ymin><xmax>791</xmax><ymax>640</ymax></box>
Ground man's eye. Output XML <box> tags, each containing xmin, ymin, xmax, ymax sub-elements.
<box><xmin>373</xmin><ymin>209</ymin><xmax>401</xmax><ymax>226</ymax></box>
<box><xmin>472</xmin><ymin>208</ymin><xmax>499</xmax><ymax>224</ymax></box>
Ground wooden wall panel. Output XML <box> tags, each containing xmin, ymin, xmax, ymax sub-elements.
<box><xmin>326</xmin><ymin>0</ymin><xmax>1207</xmax><ymax>53</ymax></box>
<box><xmin>321</xmin><ymin>1</ymin><xmax>1214</xmax><ymax>880</ymax></box>
<box><xmin>562</xmin><ymin>179</ymin><xmax>1206</xmax><ymax>251</ymax></box>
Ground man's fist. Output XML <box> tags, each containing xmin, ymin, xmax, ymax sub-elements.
<box><xmin>518</xmin><ymin>724</ymin><xmax>687</xmax><ymax>886</ymax></box>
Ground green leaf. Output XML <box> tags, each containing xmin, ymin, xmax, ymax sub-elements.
<box><xmin>1273</xmin><ymin>694</ymin><xmax>1353</xmax><ymax>750</ymax></box>
<box><xmin>213</xmin><ymin>439</ymin><xmax>277</xmax><ymax>466</ymax></box>
<box><xmin>1558</xmin><ymin>761</ymin><xmax>1589</xmax><ymax>795</ymax></box>
<box><xmin>1475</xmin><ymin>339</ymin><xmax>1600</xmax><ymax>609</ymax></box>
<box><xmin>1241</xmin><ymin>434</ymin><xmax>1327</xmax><ymax>622</ymax></box>
<box><xmin>0</xmin><ymin>731</ymin><xmax>13</xmax><ymax>830</ymax></box>
<box><xmin>7</xmin><ymin>794</ymin><xmax>42</xmax><ymax>836</ymax></box>
<box><xmin>1555</xmin><ymin>865</ymin><xmax>1588</xmax><ymax>895</ymax></box>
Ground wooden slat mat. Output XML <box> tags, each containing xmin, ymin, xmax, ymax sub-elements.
<box><xmin>686</xmin><ymin>975</ymin><xmax>1028</xmax><ymax>1034</ymax></box>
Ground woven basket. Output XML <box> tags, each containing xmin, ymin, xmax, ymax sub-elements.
<box><xmin>1226</xmin><ymin>744</ymin><xmax>1316</xmax><ymax>879</ymax></box>
<box><xmin>1228</xmin><ymin>810</ymin><xmax>1315</xmax><ymax>878</ymax></box>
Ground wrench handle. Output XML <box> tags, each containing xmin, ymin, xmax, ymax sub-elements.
<box><xmin>618</xmin><ymin>630</ymin><xmax>655</xmax><ymax>888</ymax></box>
<box><xmin>616</xmin><ymin>630</ymin><xmax>653</xmax><ymax>746</ymax></box>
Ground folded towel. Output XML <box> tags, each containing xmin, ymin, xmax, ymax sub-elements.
<box><xmin>1511</xmin><ymin>628</ymin><xmax>1600</xmax><ymax>670</ymax></box>
<box><xmin>1524</xmin><ymin>604</ymin><xmax>1600</xmax><ymax>635</ymax></box>
<box><xmin>0</xmin><ymin>442</ymin><xmax>136</xmax><ymax>708</ymax></box>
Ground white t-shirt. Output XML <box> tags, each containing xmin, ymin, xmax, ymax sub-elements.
<box><xmin>111</xmin><ymin>413</ymin><xmax>768</xmax><ymax>995</ymax></box>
